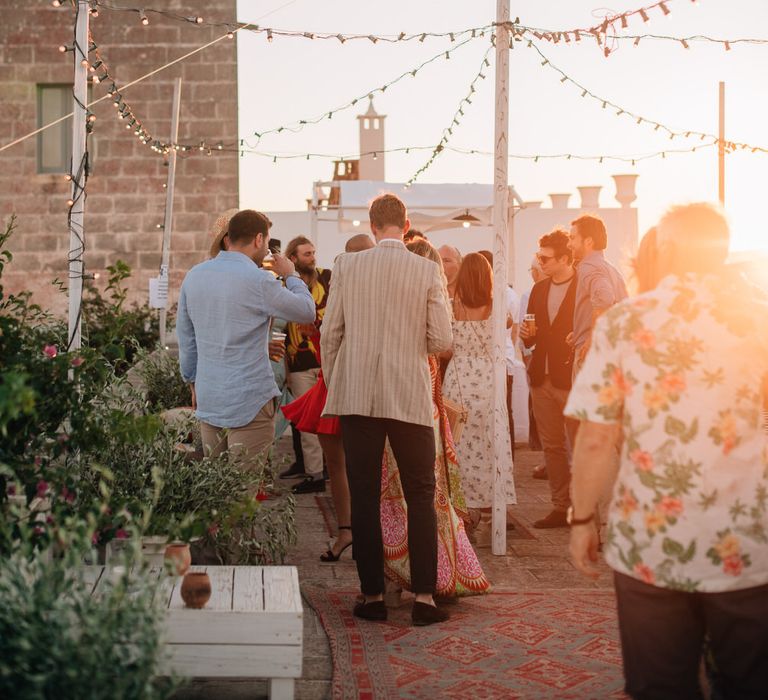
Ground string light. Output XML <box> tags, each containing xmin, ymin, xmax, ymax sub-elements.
<box><xmin>528</xmin><ymin>39</ymin><xmax>768</xmax><ymax>154</ymax></box>
<box><xmin>245</xmin><ymin>33</ymin><xmax>481</xmax><ymax>144</ymax></box>
<box><xmin>406</xmin><ymin>41</ymin><xmax>494</xmax><ymax>186</ymax></box>
<box><xmin>92</xmin><ymin>2</ymin><xmax>495</xmax><ymax>45</ymax></box>
<box><xmin>140</xmin><ymin>11</ymin><xmax>149</xmax><ymax>26</ymax></box>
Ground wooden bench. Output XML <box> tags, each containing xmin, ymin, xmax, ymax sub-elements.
<box><xmin>85</xmin><ymin>565</ymin><xmax>303</xmax><ymax>699</ymax></box>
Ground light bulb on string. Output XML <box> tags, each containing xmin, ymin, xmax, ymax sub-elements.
<box><xmin>267</xmin><ymin>29</ymin><xmax>273</xmax><ymax>42</ymax></box>
<box><xmin>140</xmin><ymin>12</ymin><xmax>149</xmax><ymax>26</ymax></box>
<box><xmin>52</xmin><ymin>0</ymin><xmax>62</xmax><ymax>6</ymax></box>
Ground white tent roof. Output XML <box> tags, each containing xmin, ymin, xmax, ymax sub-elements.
<box><xmin>337</xmin><ymin>181</ymin><xmax>497</xmax><ymax>233</ymax></box>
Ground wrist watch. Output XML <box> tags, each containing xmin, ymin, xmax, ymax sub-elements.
<box><xmin>566</xmin><ymin>506</ymin><xmax>595</xmax><ymax>526</ymax></box>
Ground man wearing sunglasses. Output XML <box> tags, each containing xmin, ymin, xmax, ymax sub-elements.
<box><xmin>520</xmin><ymin>229</ymin><xmax>578</xmax><ymax>528</ymax></box>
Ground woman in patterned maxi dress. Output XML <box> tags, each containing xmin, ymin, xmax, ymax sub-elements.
<box><xmin>441</xmin><ymin>254</ymin><xmax>517</xmax><ymax>528</ymax></box>
<box><xmin>381</xmin><ymin>241</ymin><xmax>490</xmax><ymax>596</ymax></box>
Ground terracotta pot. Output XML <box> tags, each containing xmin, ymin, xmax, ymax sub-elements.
<box><xmin>164</xmin><ymin>543</ymin><xmax>191</xmax><ymax>576</ymax></box>
<box><xmin>181</xmin><ymin>571</ymin><xmax>211</xmax><ymax>609</ymax></box>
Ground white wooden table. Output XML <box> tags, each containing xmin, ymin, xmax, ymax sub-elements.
<box><xmin>84</xmin><ymin>565</ymin><xmax>303</xmax><ymax>699</ymax></box>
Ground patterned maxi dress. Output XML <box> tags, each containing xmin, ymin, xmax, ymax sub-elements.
<box><xmin>381</xmin><ymin>356</ymin><xmax>490</xmax><ymax>595</ymax></box>
<box><xmin>442</xmin><ymin>318</ymin><xmax>517</xmax><ymax>509</ymax></box>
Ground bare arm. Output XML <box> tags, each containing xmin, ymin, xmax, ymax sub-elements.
<box><xmin>569</xmin><ymin>420</ymin><xmax>621</xmax><ymax>579</ymax></box>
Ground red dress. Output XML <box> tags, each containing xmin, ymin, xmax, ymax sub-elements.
<box><xmin>281</xmin><ymin>334</ymin><xmax>340</xmax><ymax>435</ymax></box>
<box><xmin>281</xmin><ymin>370</ymin><xmax>340</xmax><ymax>435</ymax></box>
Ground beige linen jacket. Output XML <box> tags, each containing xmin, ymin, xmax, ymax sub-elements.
<box><xmin>321</xmin><ymin>239</ymin><xmax>453</xmax><ymax>427</ymax></box>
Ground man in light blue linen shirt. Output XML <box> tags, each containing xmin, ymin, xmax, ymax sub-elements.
<box><xmin>177</xmin><ymin>209</ymin><xmax>316</xmax><ymax>469</ymax></box>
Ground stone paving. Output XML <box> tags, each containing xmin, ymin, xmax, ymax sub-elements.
<box><xmin>175</xmin><ymin>442</ymin><xmax>614</xmax><ymax>699</ymax></box>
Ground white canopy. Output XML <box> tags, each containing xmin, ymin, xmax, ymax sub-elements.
<box><xmin>336</xmin><ymin>181</ymin><xmax>496</xmax><ymax>233</ymax></box>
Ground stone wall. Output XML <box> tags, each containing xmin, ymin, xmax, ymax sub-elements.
<box><xmin>0</xmin><ymin>0</ymin><xmax>238</xmax><ymax>313</ymax></box>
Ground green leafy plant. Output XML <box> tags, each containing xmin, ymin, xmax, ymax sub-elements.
<box><xmin>0</xmin><ymin>490</ymin><xmax>180</xmax><ymax>700</ymax></box>
<box><xmin>133</xmin><ymin>347</ymin><xmax>192</xmax><ymax>411</ymax></box>
<box><xmin>76</xmin><ymin>417</ymin><xmax>259</xmax><ymax>544</ymax></box>
<box><xmin>80</xmin><ymin>260</ymin><xmax>161</xmax><ymax>376</ymax></box>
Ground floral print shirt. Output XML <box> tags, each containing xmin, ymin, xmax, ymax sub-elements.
<box><xmin>565</xmin><ymin>273</ymin><xmax>768</xmax><ymax>592</ymax></box>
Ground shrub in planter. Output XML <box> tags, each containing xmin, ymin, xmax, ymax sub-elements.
<box><xmin>132</xmin><ymin>347</ymin><xmax>192</xmax><ymax>412</ymax></box>
<box><xmin>0</xmin><ymin>487</ymin><xmax>180</xmax><ymax>699</ymax></box>
<box><xmin>77</xmin><ymin>417</ymin><xmax>260</xmax><ymax>546</ymax></box>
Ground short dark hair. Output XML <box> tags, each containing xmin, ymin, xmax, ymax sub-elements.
<box><xmin>571</xmin><ymin>214</ymin><xmax>607</xmax><ymax>250</ymax></box>
<box><xmin>455</xmin><ymin>252</ymin><xmax>492</xmax><ymax>309</ymax></box>
<box><xmin>227</xmin><ymin>209</ymin><xmax>271</xmax><ymax>246</ymax></box>
<box><xmin>369</xmin><ymin>193</ymin><xmax>407</xmax><ymax>230</ymax></box>
<box><xmin>538</xmin><ymin>228</ymin><xmax>572</xmax><ymax>262</ymax></box>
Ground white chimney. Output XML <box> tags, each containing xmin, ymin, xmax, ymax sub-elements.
<box><xmin>549</xmin><ymin>193</ymin><xmax>571</xmax><ymax>209</ymax></box>
<box><xmin>577</xmin><ymin>186</ymin><xmax>602</xmax><ymax>209</ymax></box>
<box><xmin>612</xmin><ymin>174</ymin><xmax>639</xmax><ymax>207</ymax></box>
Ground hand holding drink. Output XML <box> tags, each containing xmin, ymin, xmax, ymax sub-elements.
<box><xmin>269</xmin><ymin>330</ymin><xmax>287</xmax><ymax>361</ymax></box>
<box><xmin>270</xmin><ymin>254</ymin><xmax>296</xmax><ymax>279</ymax></box>
<box><xmin>521</xmin><ymin>313</ymin><xmax>537</xmax><ymax>338</ymax></box>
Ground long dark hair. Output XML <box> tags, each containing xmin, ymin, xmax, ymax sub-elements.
<box><xmin>455</xmin><ymin>252</ymin><xmax>492</xmax><ymax>308</ymax></box>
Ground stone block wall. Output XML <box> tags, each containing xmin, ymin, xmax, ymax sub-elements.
<box><xmin>0</xmin><ymin>0</ymin><xmax>238</xmax><ymax>314</ymax></box>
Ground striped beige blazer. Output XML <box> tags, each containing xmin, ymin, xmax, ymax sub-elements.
<box><xmin>321</xmin><ymin>239</ymin><xmax>452</xmax><ymax>427</ymax></box>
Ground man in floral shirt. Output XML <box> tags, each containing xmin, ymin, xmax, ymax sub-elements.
<box><xmin>565</xmin><ymin>203</ymin><xmax>768</xmax><ymax>699</ymax></box>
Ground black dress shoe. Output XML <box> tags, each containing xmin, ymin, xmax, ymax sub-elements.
<box><xmin>353</xmin><ymin>600</ymin><xmax>387</xmax><ymax>621</ymax></box>
<box><xmin>279</xmin><ymin>462</ymin><xmax>308</xmax><ymax>479</ymax></box>
<box><xmin>412</xmin><ymin>601</ymin><xmax>450</xmax><ymax>626</ymax></box>
<box><xmin>291</xmin><ymin>476</ymin><xmax>326</xmax><ymax>494</ymax></box>
<box><xmin>533</xmin><ymin>510</ymin><xmax>569</xmax><ymax>529</ymax></box>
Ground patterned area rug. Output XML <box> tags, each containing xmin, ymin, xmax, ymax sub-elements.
<box><xmin>303</xmin><ymin>587</ymin><xmax>627</xmax><ymax>699</ymax></box>
<box><xmin>314</xmin><ymin>494</ymin><xmax>536</xmax><ymax>540</ymax></box>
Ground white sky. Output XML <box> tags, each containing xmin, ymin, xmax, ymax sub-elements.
<box><xmin>236</xmin><ymin>0</ymin><xmax>768</xmax><ymax>251</ymax></box>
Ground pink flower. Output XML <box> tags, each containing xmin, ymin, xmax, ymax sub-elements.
<box><xmin>60</xmin><ymin>485</ymin><xmax>76</xmax><ymax>504</ymax></box>
<box><xmin>255</xmin><ymin>489</ymin><xmax>269</xmax><ymax>502</ymax></box>
<box><xmin>658</xmin><ymin>496</ymin><xmax>683</xmax><ymax>518</ymax></box>
<box><xmin>207</xmin><ymin>523</ymin><xmax>220</xmax><ymax>536</ymax></box>
<box><xmin>723</xmin><ymin>555</ymin><xmax>743</xmax><ymax>577</ymax></box>
<box><xmin>91</xmin><ymin>531</ymin><xmax>100</xmax><ymax>546</ymax></box>
<box><xmin>33</xmin><ymin>525</ymin><xmax>45</xmax><ymax>536</ymax></box>
<box><xmin>57</xmin><ymin>433</ymin><xmax>69</xmax><ymax>445</ymax></box>
<box><xmin>633</xmin><ymin>562</ymin><xmax>656</xmax><ymax>585</ymax></box>
<box><xmin>115</xmin><ymin>529</ymin><xmax>129</xmax><ymax>540</ymax></box>
<box><xmin>660</xmin><ymin>374</ymin><xmax>686</xmax><ymax>395</ymax></box>
<box><xmin>630</xmin><ymin>449</ymin><xmax>655</xmax><ymax>472</ymax></box>
<box><xmin>70</xmin><ymin>356</ymin><xmax>84</xmax><ymax>368</ymax></box>
<box><xmin>632</xmin><ymin>329</ymin><xmax>656</xmax><ymax>349</ymax></box>
<box><xmin>36</xmin><ymin>480</ymin><xmax>49</xmax><ymax>498</ymax></box>
<box><xmin>43</xmin><ymin>344</ymin><xmax>58</xmax><ymax>359</ymax></box>
<box><xmin>7</xmin><ymin>484</ymin><xmax>16</xmax><ymax>496</ymax></box>
<box><xmin>46</xmin><ymin>515</ymin><xmax>54</xmax><ymax>525</ymax></box>
<box><xmin>612</xmin><ymin>368</ymin><xmax>633</xmax><ymax>396</ymax></box>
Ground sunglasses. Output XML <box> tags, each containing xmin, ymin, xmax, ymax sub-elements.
<box><xmin>536</xmin><ymin>253</ymin><xmax>555</xmax><ymax>263</ymax></box>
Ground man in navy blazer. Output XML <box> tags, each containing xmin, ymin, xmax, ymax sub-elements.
<box><xmin>521</xmin><ymin>229</ymin><xmax>577</xmax><ymax>528</ymax></box>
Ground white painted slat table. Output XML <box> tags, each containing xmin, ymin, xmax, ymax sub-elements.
<box><xmin>85</xmin><ymin>565</ymin><xmax>303</xmax><ymax>699</ymax></box>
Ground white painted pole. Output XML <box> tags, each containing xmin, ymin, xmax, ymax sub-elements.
<box><xmin>491</xmin><ymin>0</ymin><xmax>511</xmax><ymax>555</ymax></box>
<box><xmin>159</xmin><ymin>78</ymin><xmax>182</xmax><ymax>349</ymax></box>
<box><xmin>309</xmin><ymin>181</ymin><xmax>319</xmax><ymax>246</ymax></box>
<box><xmin>67</xmin><ymin>0</ymin><xmax>89</xmax><ymax>352</ymax></box>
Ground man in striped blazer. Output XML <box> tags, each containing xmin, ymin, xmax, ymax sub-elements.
<box><xmin>322</xmin><ymin>193</ymin><xmax>453</xmax><ymax>626</ymax></box>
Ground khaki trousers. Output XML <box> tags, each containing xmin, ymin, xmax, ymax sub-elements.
<box><xmin>200</xmin><ymin>399</ymin><xmax>277</xmax><ymax>473</ymax></box>
<box><xmin>286</xmin><ymin>367</ymin><xmax>324</xmax><ymax>477</ymax></box>
<box><xmin>530</xmin><ymin>376</ymin><xmax>573</xmax><ymax>512</ymax></box>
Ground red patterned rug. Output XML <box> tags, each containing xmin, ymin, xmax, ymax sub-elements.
<box><xmin>302</xmin><ymin>587</ymin><xmax>627</xmax><ymax>699</ymax></box>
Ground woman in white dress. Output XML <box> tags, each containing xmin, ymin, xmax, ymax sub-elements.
<box><xmin>442</xmin><ymin>253</ymin><xmax>516</xmax><ymax>539</ymax></box>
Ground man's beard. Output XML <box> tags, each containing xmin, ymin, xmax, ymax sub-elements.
<box><xmin>295</xmin><ymin>262</ymin><xmax>315</xmax><ymax>275</ymax></box>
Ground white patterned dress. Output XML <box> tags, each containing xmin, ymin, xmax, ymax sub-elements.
<box><xmin>443</xmin><ymin>318</ymin><xmax>517</xmax><ymax>509</ymax></box>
